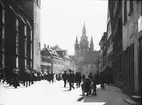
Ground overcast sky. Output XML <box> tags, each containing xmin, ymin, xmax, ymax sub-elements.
<box><xmin>40</xmin><ymin>0</ymin><xmax>108</xmax><ymax>55</ymax></box>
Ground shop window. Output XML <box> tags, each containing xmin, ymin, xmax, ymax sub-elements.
<box><xmin>25</xmin><ymin>59</ymin><xmax>27</xmax><ymax>69</ymax></box>
<box><xmin>30</xmin><ymin>30</ymin><xmax>32</xmax><ymax>41</ymax></box>
<box><xmin>16</xmin><ymin>33</ymin><xmax>19</xmax><ymax>55</ymax></box>
<box><xmin>25</xmin><ymin>41</ymin><xmax>27</xmax><ymax>57</ymax></box>
<box><xmin>24</xmin><ymin>26</ymin><xmax>27</xmax><ymax>36</ymax></box>
<box><xmin>30</xmin><ymin>43</ymin><xmax>32</xmax><ymax>59</ymax></box>
<box><xmin>0</xmin><ymin>8</ymin><xmax>5</xmax><ymax>24</ymax></box>
<box><xmin>0</xmin><ymin>8</ymin><xmax>5</xmax><ymax>51</ymax></box>
<box><xmin>2</xmin><ymin>9</ymin><xmax>4</xmax><ymax>24</ymax></box>
<box><xmin>16</xmin><ymin>57</ymin><xmax>19</xmax><ymax>68</ymax></box>
<box><xmin>30</xmin><ymin>61</ymin><xmax>32</xmax><ymax>69</ymax></box>
<box><xmin>16</xmin><ymin>18</ymin><xmax>19</xmax><ymax>32</ymax></box>
<box><xmin>2</xmin><ymin>53</ymin><xmax>4</xmax><ymax>67</ymax></box>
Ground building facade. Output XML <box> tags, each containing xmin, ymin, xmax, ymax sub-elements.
<box><xmin>111</xmin><ymin>0</ymin><xmax>123</xmax><ymax>86</ymax></box>
<box><xmin>0</xmin><ymin>0</ymin><xmax>40</xmax><ymax>78</ymax></box>
<box><xmin>52</xmin><ymin>45</ymin><xmax>77</xmax><ymax>72</ymax></box>
<box><xmin>99</xmin><ymin>32</ymin><xmax>107</xmax><ymax>72</ymax></box>
<box><xmin>122</xmin><ymin>0</ymin><xmax>142</xmax><ymax>94</ymax></box>
<box><xmin>40</xmin><ymin>45</ymin><xmax>77</xmax><ymax>74</ymax></box>
<box><xmin>40</xmin><ymin>45</ymin><xmax>52</xmax><ymax>73</ymax></box>
<box><xmin>106</xmin><ymin>1</ymin><xmax>113</xmax><ymax>67</ymax></box>
<box><xmin>102</xmin><ymin>0</ymin><xmax>142</xmax><ymax>95</ymax></box>
<box><xmin>15</xmin><ymin>0</ymin><xmax>41</xmax><ymax>71</ymax></box>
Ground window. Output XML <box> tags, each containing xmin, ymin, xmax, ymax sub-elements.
<box><xmin>25</xmin><ymin>59</ymin><xmax>27</xmax><ymax>69</ymax></box>
<box><xmin>0</xmin><ymin>8</ymin><xmax>5</xmax><ymax>51</ymax></box>
<box><xmin>24</xmin><ymin>26</ymin><xmax>27</xmax><ymax>36</ymax></box>
<box><xmin>16</xmin><ymin>33</ymin><xmax>19</xmax><ymax>55</ymax></box>
<box><xmin>16</xmin><ymin>57</ymin><xmax>19</xmax><ymax>68</ymax></box>
<box><xmin>123</xmin><ymin>0</ymin><xmax>127</xmax><ymax>24</ymax></box>
<box><xmin>2</xmin><ymin>53</ymin><xmax>4</xmax><ymax>67</ymax></box>
<box><xmin>0</xmin><ymin>53</ymin><xmax>1</xmax><ymax>66</ymax></box>
<box><xmin>30</xmin><ymin>43</ymin><xmax>32</xmax><ymax>59</ymax></box>
<box><xmin>128</xmin><ymin>1</ymin><xmax>133</xmax><ymax>16</ymax></box>
<box><xmin>30</xmin><ymin>30</ymin><xmax>32</xmax><ymax>41</ymax></box>
<box><xmin>25</xmin><ymin>41</ymin><xmax>27</xmax><ymax>57</ymax></box>
<box><xmin>16</xmin><ymin>18</ymin><xmax>19</xmax><ymax>32</ymax></box>
<box><xmin>30</xmin><ymin>61</ymin><xmax>32</xmax><ymax>68</ymax></box>
<box><xmin>2</xmin><ymin>9</ymin><xmax>4</xmax><ymax>24</ymax></box>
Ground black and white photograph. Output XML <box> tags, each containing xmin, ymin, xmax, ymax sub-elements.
<box><xmin>0</xmin><ymin>0</ymin><xmax>142</xmax><ymax>105</ymax></box>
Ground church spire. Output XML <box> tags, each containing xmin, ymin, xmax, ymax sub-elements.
<box><xmin>82</xmin><ymin>22</ymin><xmax>86</xmax><ymax>36</ymax></box>
<box><xmin>75</xmin><ymin>36</ymin><xmax>78</xmax><ymax>44</ymax></box>
<box><xmin>90</xmin><ymin>36</ymin><xmax>94</xmax><ymax>51</ymax></box>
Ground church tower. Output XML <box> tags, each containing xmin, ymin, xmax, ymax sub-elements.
<box><xmin>74</xmin><ymin>36</ymin><xmax>79</xmax><ymax>57</ymax></box>
<box><xmin>80</xmin><ymin>23</ymin><xmax>89</xmax><ymax>56</ymax></box>
<box><xmin>90</xmin><ymin>36</ymin><xmax>94</xmax><ymax>51</ymax></box>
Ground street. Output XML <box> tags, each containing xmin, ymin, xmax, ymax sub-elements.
<box><xmin>0</xmin><ymin>80</ymin><xmax>130</xmax><ymax>105</ymax></box>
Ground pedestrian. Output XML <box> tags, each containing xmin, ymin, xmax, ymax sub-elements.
<box><xmin>81</xmin><ymin>76</ymin><xmax>91</xmax><ymax>96</ymax></box>
<box><xmin>62</xmin><ymin>71</ymin><xmax>67</xmax><ymax>87</ymax></box>
<box><xmin>12</xmin><ymin>67</ymin><xmax>19</xmax><ymax>88</ymax></box>
<box><xmin>51</xmin><ymin>72</ymin><xmax>54</xmax><ymax>83</ymax></box>
<box><xmin>88</xmin><ymin>72</ymin><xmax>93</xmax><ymax>80</ymax></box>
<box><xmin>68</xmin><ymin>69</ymin><xmax>75</xmax><ymax>90</ymax></box>
<box><xmin>100</xmin><ymin>71</ymin><xmax>105</xmax><ymax>89</ymax></box>
<box><xmin>82</xmin><ymin>74</ymin><xmax>86</xmax><ymax>82</ymax></box>
<box><xmin>91</xmin><ymin>76</ymin><xmax>97</xmax><ymax>95</ymax></box>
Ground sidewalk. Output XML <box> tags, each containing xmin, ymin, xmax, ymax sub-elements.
<box><xmin>79</xmin><ymin>85</ymin><xmax>130</xmax><ymax>105</ymax></box>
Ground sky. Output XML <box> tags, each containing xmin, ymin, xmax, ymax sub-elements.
<box><xmin>40</xmin><ymin>0</ymin><xmax>108</xmax><ymax>55</ymax></box>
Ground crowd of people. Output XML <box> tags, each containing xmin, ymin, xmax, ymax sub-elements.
<box><xmin>0</xmin><ymin>65</ymin><xmax>114</xmax><ymax>95</ymax></box>
<box><xmin>0</xmin><ymin>67</ymin><xmax>55</xmax><ymax>88</ymax></box>
<box><xmin>61</xmin><ymin>66</ymin><xmax>114</xmax><ymax>96</ymax></box>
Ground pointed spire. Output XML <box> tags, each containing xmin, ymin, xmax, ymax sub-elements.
<box><xmin>75</xmin><ymin>36</ymin><xmax>78</xmax><ymax>44</ymax></box>
<box><xmin>82</xmin><ymin>22</ymin><xmax>86</xmax><ymax>36</ymax></box>
<box><xmin>90</xmin><ymin>36</ymin><xmax>94</xmax><ymax>51</ymax></box>
<box><xmin>91</xmin><ymin>36</ymin><xmax>93</xmax><ymax>44</ymax></box>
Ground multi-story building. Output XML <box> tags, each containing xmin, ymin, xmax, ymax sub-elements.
<box><xmin>122</xmin><ymin>0</ymin><xmax>142</xmax><ymax>94</ymax></box>
<box><xmin>0</xmin><ymin>0</ymin><xmax>40</xmax><ymax>78</ymax></box>
<box><xmin>52</xmin><ymin>45</ymin><xmax>77</xmax><ymax>72</ymax></box>
<box><xmin>15</xmin><ymin>0</ymin><xmax>41</xmax><ymax>71</ymax></box>
<box><xmin>40</xmin><ymin>45</ymin><xmax>52</xmax><ymax>73</ymax></box>
<box><xmin>111</xmin><ymin>0</ymin><xmax>123</xmax><ymax>84</ymax></box>
<box><xmin>40</xmin><ymin>45</ymin><xmax>65</xmax><ymax>74</ymax></box>
<box><xmin>104</xmin><ymin>0</ymin><xmax>142</xmax><ymax>95</ymax></box>
<box><xmin>106</xmin><ymin>1</ymin><xmax>113</xmax><ymax>68</ymax></box>
<box><xmin>74</xmin><ymin>23</ymin><xmax>99</xmax><ymax>74</ymax></box>
<box><xmin>99</xmin><ymin>32</ymin><xmax>107</xmax><ymax>72</ymax></box>
<box><xmin>99</xmin><ymin>41</ymin><xmax>103</xmax><ymax>72</ymax></box>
